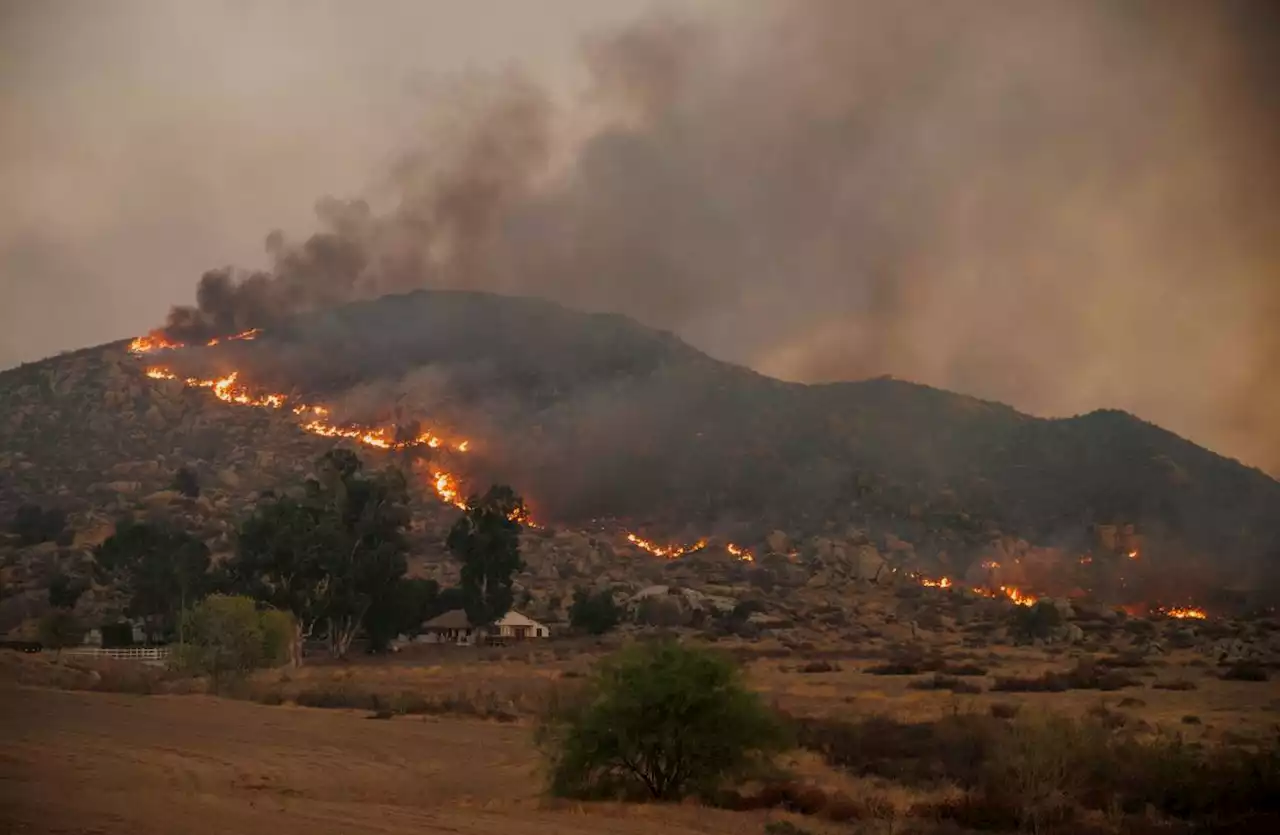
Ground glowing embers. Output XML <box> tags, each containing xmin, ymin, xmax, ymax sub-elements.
<box><xmin>1158</xmin><ymin>606</ymin><xmax>1207</xmax><ymax>620</ymax></box>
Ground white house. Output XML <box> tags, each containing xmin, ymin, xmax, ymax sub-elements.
<box><xmin>491</xmin><ymin>611</ymin><xmax>550</xmax><ymax>639</ymax></box>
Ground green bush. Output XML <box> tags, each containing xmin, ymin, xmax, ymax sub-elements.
<box><xmin>258</xmin><ymin>608</ymin><xmax>295</xmax><ymax>667</ymax></box>
<box><xmin>537</xmin><ymin>640</ymin><xmax>787</xmax><ymax>800</ymax></box>
<box><xmin>1009</xmin><ymin>601</ymin><xmax>1064</xmax><ymax>643</ymax></box>
<box><xmin>175</xmin><ymin>595</ymin><xmax>266</xmax><ymax>685</ymax></box>
<box><xmin>38</xmin><ymin>609</ymin><xmax>84</xmax><ymax>655</ymax></box>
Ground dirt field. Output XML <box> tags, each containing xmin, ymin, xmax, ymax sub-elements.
<box><xmin>0</xmin><ymin>685</ymin><xmax>796</xmax><ymax>835</ymax></box>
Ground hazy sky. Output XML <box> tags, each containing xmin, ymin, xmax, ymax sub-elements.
<box><xmin>2</xmin><ymin>1</ymin><xmax>1278</xmax><ymax>475</ymax></box>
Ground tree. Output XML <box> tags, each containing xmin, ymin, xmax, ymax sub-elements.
<box><xmin>93</xmin><ymin>519</ymin><xmax>211</xmax><ymax>642</ymax></box>
<box><xmin>47</xmin><ymin>572</ymin><xmax>86</xmax><ymax>610</ymax></box>
<box><xmin>569</xmin><ymin>587</ymin><xmax>622</xmax><ymax>635</ymax></box>
<box><xmin>38</xmin><ymin>609</ymin><xmax>84</xmax><ymax>656</ymax></box>
<box><xmin>11</xmin><ymin>504</ymin><xmax>68</xmax><ymax>546</ymax></box>
<box><xmin>538</xmin><ymin>640</ymin><xmax>787</xmax><ymax>800</ymax></box>
<box><xmin>175</xmin><ymin>595</ymin><xmax>266</xmax><ymax>687</ymax></box>
<box><xmin>447</xmin><ymin>484</ymin><xmax>526</xmax><ymax>628</ymax></box>
<box><xmin>173</xmin><ymin>466</ymin><xmax>201</xmax><ymax>498</ymax></box>
<box><xmin>227</xmin><ymin>450</ymin><xmax>411</xmax><ymax>662</ymax></box>
<box><xmin>363</xmin><ymin>577</ymin><xmax>441</xmax><ymax>652</ymax></box>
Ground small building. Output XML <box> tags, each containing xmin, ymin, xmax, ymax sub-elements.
<box><xmin>419</xmin><ymin>609</ymin><xmax>477</xmax><ymax>645</ymax></box>
<box><xmin>417</xmin><ymin>609</ymin><xmax>549</xmax><ymax>645</ymax></box>
<box><xmin>492</xmin><ymin>611</ymin><xmax>550</xmax><ymax>639</ymax></box>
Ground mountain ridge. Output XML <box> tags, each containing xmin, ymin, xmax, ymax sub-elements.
<box><xmin>2</xmin><ymin>289</ymin><xmax>1278</xmax><ymax>612</ymax></box>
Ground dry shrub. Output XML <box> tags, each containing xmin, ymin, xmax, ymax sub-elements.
<box><xmin>1220</xmin><ymin>661</ymin><xmax>1269</xmax><ymax>682</ymax></box>
<box><xmin>798</xmin><ymin>660</ymin><xmax>840</xmax><ymax>674</ymax></box>
<box><xmin>993</xmin><ymin>659</ymin><xmax>1140</xmax><ymax>693</ymax></box>
<box><xmin>1153</xmin><ymin>678</ymin><xmax>1197</xmax><ymax>691</ymax></box>
<box><xmin>990</xmin><ymin>702</ymin><xmax>1021</xmax><ymax>720</ymax></box>
<box><xmin>908</xmin><ymin>674</ymin><xmax>983</xmax><ymax>694</ymax></box>
<box><xmin>802</xmin><ymin>707</ymin><xmax>1280</xmax><ymax>831</ymax></box>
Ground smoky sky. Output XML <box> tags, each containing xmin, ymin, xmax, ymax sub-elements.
<box><xmin>2</xmin><ymin>1</ymin><xmax>1278</xmax><ymax>476</ymax></box>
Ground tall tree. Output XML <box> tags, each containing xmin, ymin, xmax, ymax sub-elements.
<box><xmin>227</xmin><ymin>450</ymin><xmax>411</xmax><ymax>662</ymax></box>
<box><xmin>93</xmin><ymin>520</ymin><xmax>211</xmax><ymax>643</ymax></box>
<box><xmin>447</xmin><ymin>484</ymin><xmax>526</xmax><ymax>628</ymax></box>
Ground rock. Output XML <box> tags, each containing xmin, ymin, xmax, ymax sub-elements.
<box><xmin>852</xmin><ymin>545</ymin><xmax>888</xmax><ymax>582</ymax></box>
<box><xmin>766</xmin><ymin>530</ymin><xmax>790</xmax><ymax>555</ymax></box>
<box><xmin>105</xmin><ymin>481</ymin><xmax>142</xmax><ymax>494</ymax></box>
<box><xmin>142</xmin><ymin>490</ymin><xmax>181</xmax><ymax>507</ymax></box>
<box><xmin>218</xmin><ymin>469</ymin><xmax>241</xmax><ymax>488</ymax></box>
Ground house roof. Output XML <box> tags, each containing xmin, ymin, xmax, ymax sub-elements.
<box><xmin>422</xmin><ymin>609</ymin><xmax>472</xmax><ymax>630</ymax></box>
<box><xmin>494</xmin><ymin>611</ymin><xmax>546</xmax><ymax>629</ymax></box>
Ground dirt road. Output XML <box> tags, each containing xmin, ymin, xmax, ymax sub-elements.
<box><xmin>0</xmin><ymin>686</ymin><xmax>763</xmax><ymax>835</ymax></box>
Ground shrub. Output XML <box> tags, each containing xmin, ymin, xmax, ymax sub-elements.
<box><xmin>172</xmin><ymin>466</ymin><xmax>201</xmax><ymax>498</ymax></box>
<box><xmin>258</xmin><ymin>608</ymin><xmax>294</xmax><ymax>667</ymax></box>
<box><xmin>568</xmin><ymin>587</ymin><xmax>623</xmax><ymax>635</ymax></box>
<box><xmin>38</xmin><ymin>609</ymin><xmax>84</xmax><ymax>655</ymax></box>
<box><xmin>10</xmin><ymin>504</ymin><xmax>68</xmax><ymax>546</ymax></box>
<box><xmin>798</xmin><ymin>660</ymin><xmax>840</xmax><ymax>674</ymax></box>
<box><xmin>175</xmin><ymin>595</ymin><xmax>265</xmax><ymax>686</ymax></box>
<box><xmin>1153</xmin><ymin>679</ymin><xmax>1197</xmax><ymax>691</ymax></box>
<box><xmin>992</xmin><ymin>659</ymin><xmax>1140</xmax><ymax>692</ymax></box>
<box><xmin>537</xmin><ymin>640</ymin><xmax>787</xmax><ymax>800</ymax></box>
<box><xmin>908</xmin><ymin>674</ymin><xmax>983</xmax><ymax>694</ymax></box>
<box><xmin>990</xmin><ymin>702</ymin><xmax>1021</xmax><ymax>720</ymax></box>
<box><xmin>1009</xmin><ymin>601</ymin><xmax>1064</xmax><ymax>643</ymax></box>
<box><xmin>1220</xmin><ymin>661</ymin><xmax>1269</xmax><ymax>682</ymax></box>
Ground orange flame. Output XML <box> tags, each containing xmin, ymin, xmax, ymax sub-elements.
<box><xmin>1159</xmin><ymin>606</ymin><xmax>1207</xmax><ymax>620</ymax></box>
<box><xmin>1001</xmin><ymin>586</ymin><xmax>1037</xmax><ymax>606</ymax></box>
<box><xmin>625</xmin><ymin>533</ymin><xmax>707</xmax><ymax>559</ymax></box>
<box><xmin>130</xmin><ymin>334</ymin><xmax>183</xmax><ymax>354</ymax></box>
<box><xmin>921</xmin><ymin>577</ymin><xmax>953</xmax><ymax>589</ymax></box>
<box><xmin>432</xmin><ymin>472</ymin><xmax>465</xmax><ymax>509</ymax></box>
<box><xmin>1128</xmin><ymin>550</ymin><xmax>1140</xmax><ymax>560</ymax></box>
<box><xmin>726</xmin><ymin>542</ymin><xmax>754</xmax><ymax>562</ymax></box>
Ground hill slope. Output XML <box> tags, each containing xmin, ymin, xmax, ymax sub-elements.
<box><xmin>2</xmin><ymin>290</ymin><xmax>1278</xmax><ymax>605</ymax></box>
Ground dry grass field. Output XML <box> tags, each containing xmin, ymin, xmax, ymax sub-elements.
<box><xmin>0</xmin><ymin>684</ymin><xmax>831</xmax><ymax>835</ymax></box>
<box><xmin>2</xmin><ymin>634</ymin><xmax>1278</xmax><ymax>835</ymax></box>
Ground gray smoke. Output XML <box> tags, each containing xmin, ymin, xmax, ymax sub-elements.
<box><xmin>54</xmin><ymin>1</ymin><xmax>1280</xmax><ymax>473</ymax></box>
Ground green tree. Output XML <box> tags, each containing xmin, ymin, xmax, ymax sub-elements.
<box><xmin>447</xmin><ymin>484</ymin><xmax>526</xmax><ymax>628</ymax></box>
<box><xmin>363</xmin><ymin>577</ymin><xmax>441</xmax><ymax>652</ymax></box>
<box><xmin>538</xmin><ymin>640</ymin><xmax>787</xmax><ymax>800</ymax></box>
<box><xmin>569</xmin><ymin>587</ymin><xmax>623</xmax><ymax>635</ymax></box>
<box><xmin>47</xmin><ymin>572</ymin><xmax>86</xmax><ymax>610</ymax></box>
<box><xmin>173</xmin><ymin>466</ymin><xmax>201</xmax><ymax>498</ymax></box>
<box><xmin>228</xmin><ymin>450</ymin><xmax>410</xmax><ymax>662</ymax></box>
<box><xmin>93</xmin><ymin>519</ymin><xmax>211</xmax><ymax>643</ymax></box>
<box><xmin>175</xmin><ymin>595</ymin><xmax>266</xmax><ymax>686</ymax></box>
<box><xmin>38</xmin><ymin>609</ymin><xmax>84</xmax><ymax>656</ymax></box>
<box><xmin>11</xmin><ymin>504</ymin><xmax>68</xmax><ymax>546</ymax></box>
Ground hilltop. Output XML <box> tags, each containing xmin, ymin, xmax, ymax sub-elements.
<box><xmin>2</xmin><ymin>290</ymin><xmax>1278</xmax><ymax>629</ymax></box>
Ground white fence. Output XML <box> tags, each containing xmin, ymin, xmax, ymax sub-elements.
<box><xmin>60</xmin><ymin>646</ymin><xmax>171</xmax><ymax>663</ymax></box>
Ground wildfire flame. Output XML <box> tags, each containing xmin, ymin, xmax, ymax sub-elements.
<box><xmin>726</xmin><ymin>542</ymin><xmax>754</xmax><ymax>562</ymax></box>
<box><xmin>129</xmin><ymin>329</ymin><xmax>260</xmax><ymax>355</ymax></box>
<box><xmin>433</xmin><ymin>472</ymin><xmax>465</xmax><ymax>509</ymax></box>
<box><xmin>625</xmin><ymin>533</ymin><xmax>707</xmax><ymax>559</ymax></box>
<box><xmin>921</xmin><ymin>577</ymin><xmax>952</xmax><ymax>588</ymax></box>
<box><xmin>1128</xmin><ymin>550</ymin><xmax>1140</xmax><ymax>560</ymax></box>
<box><xmin>1159</xmin><ymin>606</ymin><xmax>1207</xmax><ymax>620</ymax></box>
<box><xmin>1000</xmin><ymin>585</ymin><xmax>1037</xmax><ymax>607</ymax></box>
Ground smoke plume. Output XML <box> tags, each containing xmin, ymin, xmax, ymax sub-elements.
<box><xmin>9</xmin><ymin>1</ymin><xmax>1280</xmax><ymax>474</ymax></box>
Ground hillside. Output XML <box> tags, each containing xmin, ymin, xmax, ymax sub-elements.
<box><xmin>2</xmin><ymin>290</ymin><xmax>1278</xmax><ymax>625</ymax></box>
